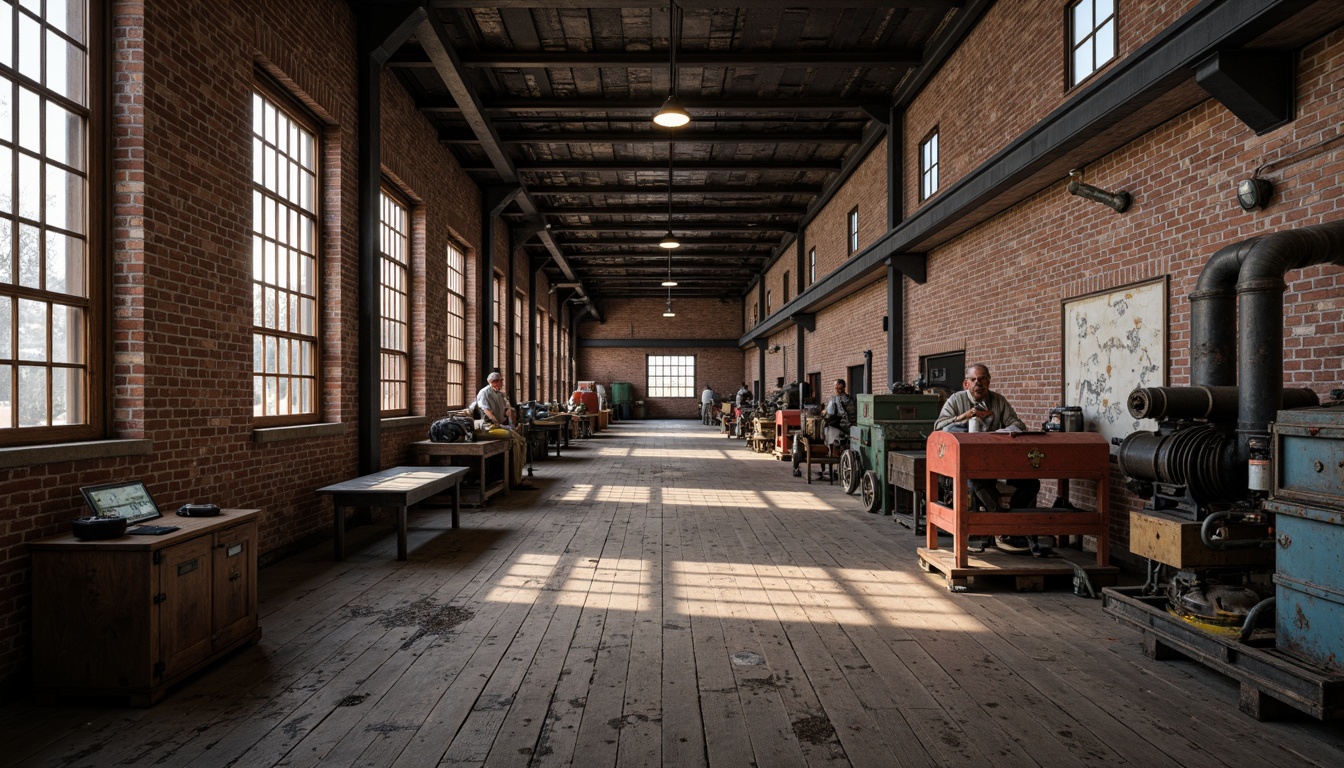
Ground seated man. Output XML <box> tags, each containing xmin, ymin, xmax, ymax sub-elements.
<box><xmin>475</xmin><ymin>372</ymin><xmax>535</xmax><ymax>490</ymax></box>
<box><xmin>793</xmin><ymin>379</ymin><xmax>855</xmax><ymax>477</ymax></box>
<box><xmin>934</xmin><ymin>363</ymin><xmax>1046</xmax><ymax>555</ymax></box>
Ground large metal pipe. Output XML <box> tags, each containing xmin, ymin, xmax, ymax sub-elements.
<box><xmin>1234</xmin><ymin>221</ymin><xmax>1344</xmax><ymax>462</ymax></box>
<box><xmin>1190</xmin><ymin>237</ymin><xmax>1260</xmax><ymax>387</ymax></box>
<box><xmin>1127</xmin><ymin>385</ymin><xmax>1319</xmax><ymax>422</ymax></box>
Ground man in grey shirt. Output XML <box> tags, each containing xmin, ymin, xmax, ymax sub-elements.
<box><xmin>936</xmin><ymin>363</ymin><xmax>1042</xmax><ymax>553</ymax></box>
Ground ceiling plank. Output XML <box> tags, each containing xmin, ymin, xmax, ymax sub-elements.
<box><xmin>550</xmin><ymin>222</ymin><xmax>795</xmax><ymax>233</ymax></box>
<box><xmin>527</xmin><ymin>183</ymin><xmax>822</xmax><ymax>195</ymax></box>
<box><xmin>418</xmin><ymin>96</ymin><xmax>872</xmax><ymax>113</ymax></box>
<box><xmin>470</xmin><ymin>159</ymin><xmax>842</xmax><ymax>173</ymax></box>
<box><xmin>543</xmin><ymin>205</ymin><xmax>806</xmax><ymax>216</ymax></box>
<box><xmin>440</xmin><ymin>129</ymin><xmax>863</xmax><ymax>145</ymax></box>
<box><xmin>391</xmin><ymin>48</ymin><xmax>921</xmax><ymax>69</ymax></box>
<box><xmin>431</xmin><ymin>0</ymin><xmax>958</xmax><ymax>8</ymax></box>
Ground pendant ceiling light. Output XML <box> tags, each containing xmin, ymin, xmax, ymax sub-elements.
<box><xmin>663</xmin><ymin>290</ymin><xmax>676</xmax><ymax>318</ymax></box>
<box><xmin>660</xmin><ymin>143</ymin><xmax>680</xmax><ymax>250</ymax></box>
<box><xmin>653</xmin><ymin>0</ymin><xmax>690</xmax><ymax>128</ymax></box>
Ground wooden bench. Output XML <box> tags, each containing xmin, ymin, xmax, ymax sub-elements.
<box><xmin>318</xmin><ymin>466</ymin><xmax>468</xmax><ymax>561</ymax></box>
<box><xmin>411</xmin><ymin>439</ymin><xmax>511</xmax><ymax>507</ymax></box>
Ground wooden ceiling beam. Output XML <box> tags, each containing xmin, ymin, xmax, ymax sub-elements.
<box><xmin>465</xmin><ymin>159</ymin><xmax>842</xmax><ymax>173</ymax></box>
<box><xmin>391</xmin><ymin>48</ymin><xmax>921</xmax><ymax>69</ymax></box>
<box><xmin>527</xmin><ymin>183</ymin><xmax>822</xmax><ymax>195</ymax></box>
<box><xmin>550</xmin><ymin>223</ymin><xmax>795</xmax><ymax>234</ymax></box>
<box><xmin>431</xmin><ymin>1</ymin><xmax>958</xmax><ymax>8</ymax></box>
<box><xmin>543</xmin><ymin>205</ymin><xmax>806</xmax><ymax>216</ymax></box>
<box><xmin>418</xmin><ymin>96</ymin><xmax>872</xmax><ymax>113</ymax></box>
<box><xmin>440</xmin><ymin>129</ymin><xmax>863</xmax><ymax>145</ymax></box>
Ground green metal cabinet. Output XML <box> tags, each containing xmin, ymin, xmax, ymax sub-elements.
<box><xmin>840</xmin><ymin>395</ymin><xmax>939</xmax><ymax>515</ymax></box>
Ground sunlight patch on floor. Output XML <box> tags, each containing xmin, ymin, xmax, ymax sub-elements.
<box><xmin>660</xmin><ymin>488</ymin><xmax>765</xmax><ymax>507</ymax></box>
<box><xmin>761</xmin><ymin>490</ymin><xmax>836</xmax><ymax>510</ymax></box>
<box><xmin>594</xmin><ymin>485</ymin><xmax>652</xmax><ymax>503</ymax></box>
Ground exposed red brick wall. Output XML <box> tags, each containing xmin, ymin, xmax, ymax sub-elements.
<box><xmin>806</xmin><ymin>137</ymin><xmax>889</xmax><ymax>282</ymax></box>
<box><xmin>903</xmin><ymin>0</ymin><xmax>1200</xmax><ymax>216</ymax></box>
<box><xmin>0</xmin><ymin>0</ymin><xmax>495</xmax><ymax>692</ymax></box>
<box><xmin>578</xmin><ymin>298</ymin><xmax>742</xmax><ymax>418</ymax></box>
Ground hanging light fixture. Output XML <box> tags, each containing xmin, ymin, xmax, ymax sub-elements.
<box><xmin>653</xmin><ymin>0</ymin><xmax>690</xmax><ymax>128</ymax></box>
<box><xmin>663</xmin><ymin>289</ymin><xmax>676</xmax><ymax>318</ymax></box>
<box><xmin>659</xmin><ymin>142</ymin><xmax>680</xmax><ymax>250</ymax></box>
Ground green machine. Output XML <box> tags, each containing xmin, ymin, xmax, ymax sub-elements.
<box><xmin>839</xmin><ymin>394</ymin><xmax>940</xmax><ymax>514</ymax></box>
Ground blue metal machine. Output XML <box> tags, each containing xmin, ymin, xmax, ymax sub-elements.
<box><xmin>1264</xmin><ymin>405</ymin><xmax>1344</xmax><ymax>671</ymax></box>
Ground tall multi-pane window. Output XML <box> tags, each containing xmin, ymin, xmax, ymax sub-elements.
<box><xmin>808</xmin><ymin>248</ymin><xmax>816</xmax><ymax>285</ymax></box>
<box><xmin>492</xmin><ymin>273</ymin><xmax>503</xmax><ymax>375</ymax></box>
<box><xmin>1</xmin><ymin>0</ymin><xmax>98</xmax><ymax>441</ymax></box>
<box><xmin>549</xmin><ymin>317</ymin><xmax>557</xmax><ymax>401</ymax></box>
<box><xmin>537</xmin><ymin>308</ymin><xmax>547</xmax><ymax>400</ymax></box>
<box><xmin>1069</xmin><ymin>0</ymin><xmax>1117</xmax><ymax>87</ymax></box>
<box><xmin>783</xmin><ymin>271</ymin><xmax>790</xmax><ymax>303</ymax></box>
<box><xmin>445</xmin><ymin>243</ymin><xmax>466</xmax><ymax>407</ymax></box>
<box><xmin>647</xmin><ymin>355</ymin><xmax>695</xmax><ymax>397</ymax></box>
<box><xmin>378</xmin><ymin>188</ymin><xmax>409</xmax><ymax>415</ymax></box>
<box><xmin>847</xmin><ymin>207</ymin><xmax>859</xmax><ymax>253</ymax></box>
<box><xmin>920</xmin><ymin>129</ymin><xmax>939</xmax><ymax>201</ymax></box>
<box><xmin>765</xmin><ymin>289</ymin><xmax>772</xmax><ymax>315</ymax></box>
<box><xmin>513</xmin><ymin>293</ymin><xmax>523</xmax><ymax>397</ymax></box>
<box><xmin>251</xmin><ymin>89</ymin><xmax>318</xmax><ymax>424</ymax></box>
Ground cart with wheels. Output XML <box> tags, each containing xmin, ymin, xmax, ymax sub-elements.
<box><xmin>839</xmin><ymin>394</ymin><xmax>940</xmax><ymax>514</ymax></box>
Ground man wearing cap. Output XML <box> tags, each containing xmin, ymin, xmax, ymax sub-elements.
<box><xmin>475</xmin><ymin>372</ymin><xmax>535</xmax><ymax>490</ymax></box>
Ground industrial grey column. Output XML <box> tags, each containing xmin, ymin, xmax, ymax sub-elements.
<box><xmin>754</xmin><ymin>338</ymin><xmax>769</xmax><ymax>401</ymax></box>
<box><xmin>357</xmin><ymin>7</ymin><xmax>425</xmax><ymax>475</ymax></box>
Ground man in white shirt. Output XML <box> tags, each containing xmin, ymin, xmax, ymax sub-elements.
<box><xmin>700</xmin><ymin>385</ymin><xmax>716</xmax><ymax>424</ymax></box>
<box><xmin>474</xmin><ymin>372</ymin><xmax>535</xmax><ymax>490</ymax></box>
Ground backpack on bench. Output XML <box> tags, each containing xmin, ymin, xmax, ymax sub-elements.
<box><xmin>429</xmin><ymin>412</ymin><xmax>477</xmax><ymax>443</ymax></box>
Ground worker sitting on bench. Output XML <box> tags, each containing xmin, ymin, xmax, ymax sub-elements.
<box><xmin>934</xmin><ymin>363</ymin><xmax>1046</xmax><ymax>555</ymax></box>
<box><xmin>475</xmin><ymin>372</ymin><xmax>535</xmax><ymax>490</ymax></box>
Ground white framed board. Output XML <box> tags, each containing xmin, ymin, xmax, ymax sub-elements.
<box><xmin>1062</xmin><ymin>277</ymin><xmax>1167</xmax><ymax>448</ymax></box>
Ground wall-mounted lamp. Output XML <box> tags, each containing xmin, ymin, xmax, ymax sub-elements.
<box><xmin>767</xmin><ymin>344</ymin><xmax>781</xmax><ymax>353</ymax></box>
<box><xmin>1236</xmin><ymin>176</ymin><xmax>1273</xmax><ymax>211</ymax></box>
<box><xmin>1067</xmin><ymin>169</ymin><xmax>1130</xmax><ymax>213</ymax></box>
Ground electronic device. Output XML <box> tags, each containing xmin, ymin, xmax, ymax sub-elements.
<box><xmin>177</xmin><ymin>503</ymin><xmax>221</xmax><ymax>517</ymax></box>
<box><xmin>80</xmin><ymin>480</ymin><xmax>163</xmax><ymax>525</ymax></box>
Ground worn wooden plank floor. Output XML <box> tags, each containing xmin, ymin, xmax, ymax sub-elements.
<box><xmin>4</xmin><ymin>420</ymin><xmax>1343</xmax><ymax>767</ymax></box>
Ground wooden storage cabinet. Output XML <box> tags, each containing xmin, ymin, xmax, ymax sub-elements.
<box><xmin>28</xmin><ymin>509</ymin><xmax>261</xmax><ymax>706</ymax></box>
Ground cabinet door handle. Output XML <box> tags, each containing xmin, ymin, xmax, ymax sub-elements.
<box><xmin>229</xmin><ymin>572</ymin><xmax>242</xmax><ymax>582</ymax></box>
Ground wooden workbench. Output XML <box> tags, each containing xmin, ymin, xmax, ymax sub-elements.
<box><xmin>317</xmin><ymin>467</ymin><xmax>466</xmax><ymax>561</ymax></box>
<box><xmin>920</xmin><ymin>431</ymin><xmax>1113</xmax><ymax>582</ymax></box>
<box><xmin>411</xmin><ymin>439</ymin><xmax>511</xmax><ymax>507</ymax></box>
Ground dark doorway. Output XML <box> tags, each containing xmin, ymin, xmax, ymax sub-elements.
<box><xmin>847</xmin><ymin>364</ymin><xmax>867</xmax><ymax>395</ymax></box>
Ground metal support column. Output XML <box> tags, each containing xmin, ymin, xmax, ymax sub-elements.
<box><xmin>357</xmin><ymin>6</ymin><xmax>425</xmax><ymax>475</ymax></box>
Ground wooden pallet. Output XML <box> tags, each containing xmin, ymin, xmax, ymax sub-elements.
<box><xmin>1101</xmin><ymin>586</ymin><xmax>1344</xmax><ymax>721</ymax></box>
<box><xmin>917</xmin><ymin>544</ymin><xmax>1119</xmax><ymax>593</ymax></box>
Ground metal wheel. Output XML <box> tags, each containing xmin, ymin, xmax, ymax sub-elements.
<box><xmin>840</xmin><ymin>450</ymin><xmax>863</xmax><ymax>494</ymax></box>
<box><xmin>861</xmin><ymin>471</ymin><xmax>882</xmax><ymax>514</ymax></box>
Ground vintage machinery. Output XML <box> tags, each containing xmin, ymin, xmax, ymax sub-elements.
<box><xmin>1264</xmin><ymin>405</ymin><xmax>1344</xmax><ymax>673</ymax></box>
<box><xmin>773</xmin><ymin>409</ymin><xmax>802</xmax><ymax>459</ymax></box>
<box><xmin>1102</xmin><ymin>220</ymin><xmax>1344</xmax><ymax>720</ymax></box>
<box><xmin>840</xmin><ymin>394</ymin><xmax>940</xmax><ymax>514</ymax></box>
